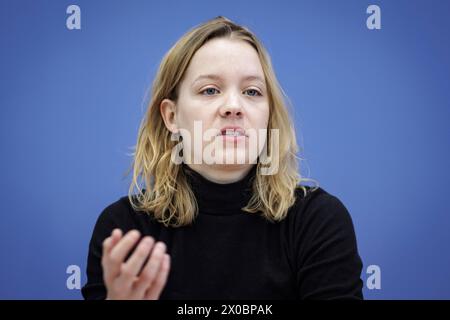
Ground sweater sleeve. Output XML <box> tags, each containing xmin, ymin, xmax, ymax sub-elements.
<box><xmin>81</xmin><ymin>206</ymin><xmax>115</xmax><ymax>300</ymax></box>
<box><xmin>294</xmin><ymin>192</ymin><xmax>364</xmax><ymax>300</ymax></box>
<box><xmin>81</xmin><ymin>198</ymin><xmax>137</xmax><ymax>300</ymax></box>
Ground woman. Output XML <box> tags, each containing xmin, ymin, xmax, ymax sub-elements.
<box><xmin>81</xmin><ymin>16</ymin><xmax>364</xmax><ymax>300</ymax></box>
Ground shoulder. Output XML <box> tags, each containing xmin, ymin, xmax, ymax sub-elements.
<box><xmin>290</xmin><ymin>185</ymin><xmax>356</xmax><ymax>235</ymax></box>
<box><xmin>293</xmin><ymin>185</ymin><xmax>352</xmax><ymax>217</ymax></box>
<box><xmin>289</xmin><ymin>186</ymin><xmax>363</xmax><ymax>299</ymax></box>
<box><xmin>93</xmin><ymin>195</ymin><xmax>147</xmax><ymax>233</ymax></box>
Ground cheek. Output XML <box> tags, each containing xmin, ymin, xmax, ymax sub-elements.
<box><xmin>257</xmin><ymin>101</ymin><xmax>270</xmax><ymax>122</ymax></box>
<box><xmin>253</xmin><ymin>107</ymin><xmax>270</xmax><ymax>129</ymax></box>
<box><xmin>176</xmin><ymin>106</ymin><xmax>198</xmax><ymax>131</ymax></box>
<box><xmin>176</xmin><ymin>108</ymin><xmax>215</xmax><ymax>143</ymax></box>
<box><xmin>178</xmin><ymin>99</ymin><xmax>215</xmax><ymax>121</ymax></box>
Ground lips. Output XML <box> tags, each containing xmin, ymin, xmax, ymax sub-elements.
<box><xmin>218</xmin><ymin>126</ymin><xmax>247</xmax><ymax>137</ymax></box>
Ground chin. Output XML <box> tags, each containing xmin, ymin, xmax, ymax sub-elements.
<box><xmin>216</xmin><ymin>149</ymin><xmax>251</xmax><ymax>165</ymax></box>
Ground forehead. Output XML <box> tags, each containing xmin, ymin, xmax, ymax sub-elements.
<box><xmin>184</xmin><ymin>38</ymin><xmax>265</xmax><ymax>81</ymax></box>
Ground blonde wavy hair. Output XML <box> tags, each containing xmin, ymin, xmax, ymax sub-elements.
<box><xmin>126</xmin><ymin>16</ymin><xmax>319</xmax><ymax>227</ymax></box>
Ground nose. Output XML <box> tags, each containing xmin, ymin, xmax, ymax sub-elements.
<box><xmin>219</xmin><ymin>92</ymin><xmax>243</xmax><ymax>119</ymax></box>
<box><xmin>221</xmin><ymin>106</ymin><xmax>243</xmax><ymax>118</ymax></box>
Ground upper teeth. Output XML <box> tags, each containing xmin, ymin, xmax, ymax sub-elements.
<box><xmin>224</xmin><ymin>130</ymin><xmax>243</xmax><ymax>136</ymax></box>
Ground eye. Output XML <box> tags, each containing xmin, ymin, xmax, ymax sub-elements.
<box><xmin>244</xmin><ymin>89</ymin><xmax>262</xmax><ymax>97</ymax></box>
<box><xmin>200</xmin><ymin>87</ymin><xmax>220</xmax><ymax>96</ymax></box>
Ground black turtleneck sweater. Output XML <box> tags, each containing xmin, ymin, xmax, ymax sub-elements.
<box><xmin>81</xmin><ymin>165</ymin><xmax>364</xmax><ymax>300</ymax></box>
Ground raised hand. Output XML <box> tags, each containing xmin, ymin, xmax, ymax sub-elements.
<box><xmin>101</xmin><ymin>229</ymin><xmax>171</xmax><ymax>300</ymax></box>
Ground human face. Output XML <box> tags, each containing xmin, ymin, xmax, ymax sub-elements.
<box><xmin>161</xmin><ymin>38</ymin><xmax>270</xmax><ymax>183</ymax></box>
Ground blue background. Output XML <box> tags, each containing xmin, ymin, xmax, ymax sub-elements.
<box><xmin>1</xmin><ymin>0</ymin><xmax>449</xmax><ymax>299</ymax></box>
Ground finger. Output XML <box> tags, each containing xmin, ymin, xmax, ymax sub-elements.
<box><xmin>110</xmin><ymin>229</ymin><xmax>123</xmax><ymax>248</ymax></box>
<box><xmin>133</xmin><ymin>241</ymin><xmax>167</xmax><ymax>297</ymax></box>
<box><xmin>101</xmin><ymin>229</ymin><xmax>123</xmax><ymax>283</ymax></box>
<box><xmin>103</xmin><ymin>229</ymin><xmax>123</xmax><ymax>255</ymax></box>
<box><xmin>145</xmin><ymin>253</ymin><xmax>171</xmax><ymax>300</ymax></box>
<box><xmin>106</xmin><ymin>230</ymin><xmax>141</xmax><ymax>278</ymax></box>
<box><xmin>116</xmin><ymin>236</ymin><xmax>155</xmax><ymax>290</ymax></box>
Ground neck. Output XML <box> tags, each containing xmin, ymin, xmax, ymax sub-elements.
<box><xmin>185</xmin><ymin>163</ymin><xmax>254</xmax><ymax>184</ymax></box>
<box><xmin>182</xmin><ymin>163</ymin><xmax>257</xmax><ymax>215</ymax></box>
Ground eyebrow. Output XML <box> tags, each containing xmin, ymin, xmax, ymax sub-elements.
<box><xmin>192</xmin><ymin>74</ymin><xmax>266</xmax><ymax>88</ymax></box>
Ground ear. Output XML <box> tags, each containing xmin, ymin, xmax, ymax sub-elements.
<box><xmin>160</xmin><ymin>98</ymin><xmax>179</xmax><ymax>133</ymax></box>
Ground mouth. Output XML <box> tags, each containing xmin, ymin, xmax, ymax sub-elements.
<box><xmin>217</xmin><ymin>127</ymin><xmax>248</xmax><ymax>138</ymax></box>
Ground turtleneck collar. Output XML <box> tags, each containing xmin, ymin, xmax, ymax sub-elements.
<box><xmin>182</xmin><ymin>164</ymin><xmax>257</xmax><ymax>216</ymax></box>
